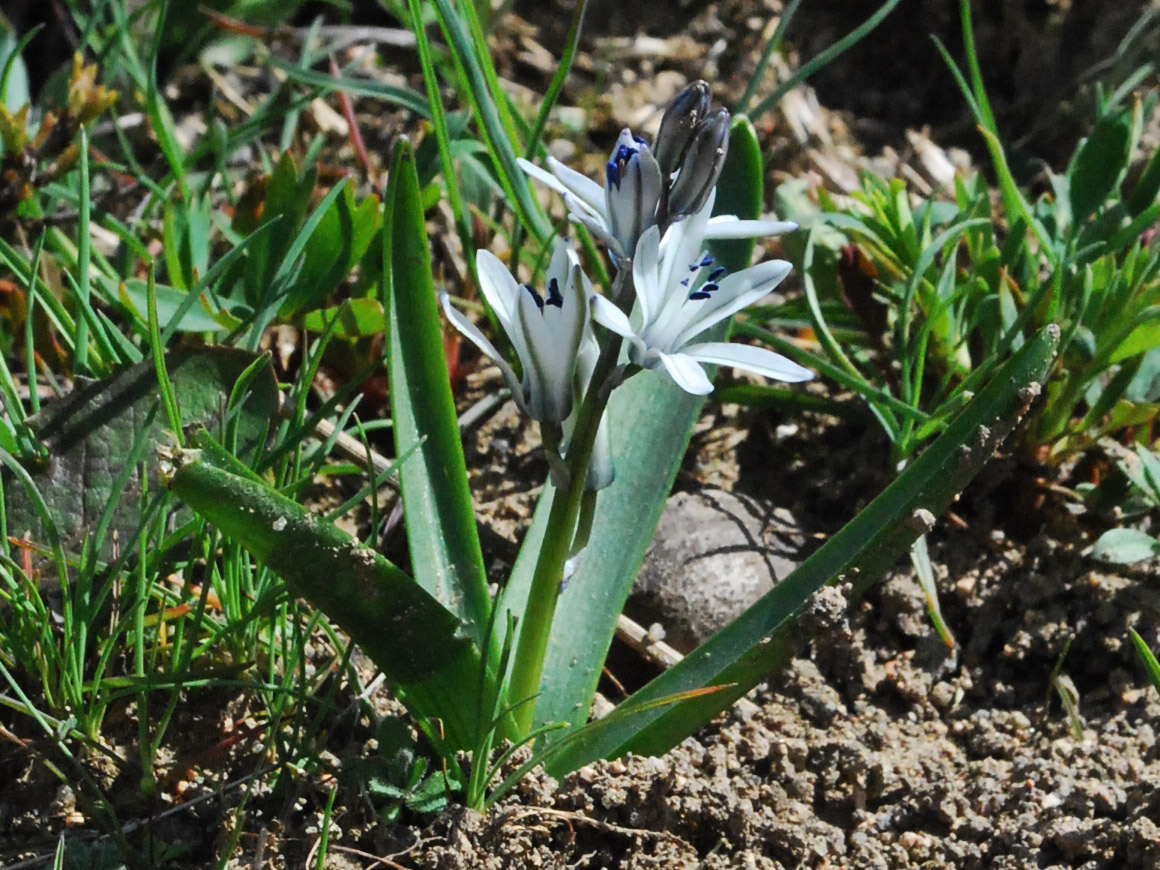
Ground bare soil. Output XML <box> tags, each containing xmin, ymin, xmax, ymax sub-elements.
<box><xmin>2</xmin><ymin>1</ymin><xmax>1159</xmax><ymax>868</ymax></box>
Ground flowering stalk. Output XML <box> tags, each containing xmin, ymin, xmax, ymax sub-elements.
<box><xmin>505</xmin><ymin>269</ymin><xmax>628</xmax><ymax>734</ymax></box>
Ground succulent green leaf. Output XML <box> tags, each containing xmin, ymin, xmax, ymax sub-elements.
<box><xmin>163</xmin><ymin>447</ymin><xmax>484</xmax><ymax>748</ymax></box>
<box><xmin>382</xmin><ymin>138</ymin><xmax>492</xmax><ymax>647</ymax></box>
<box><xmin>1091</xmin><ymin>527</ymin><xmax>1160</xmax><ymax>564</ymax></box>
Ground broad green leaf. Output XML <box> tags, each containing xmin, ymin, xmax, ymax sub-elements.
<box><xmin>545</xmin><ymin>325</ymin><xmax>1060</xmax><ymax>776</ymax></box>
<box><xmin>286</xmin><ymin>187</ymin><xmax>381</xmax><ymax>316</ymax></box>
<box><xmin>1091</xmin><ymin>527</ymin><xmax>1160</xmax><ymax>564</ymax></box>
<box><xmin>1068</xmin><ymin>110</ymin><xmax>1132</xmax><ymax>226</ymax></box>
<box><xmin>302</xmin><ymin>298</ymin><xmax>386</xmax><ymax>337</ymax></box>
<box><xmin>4</xmin><ymin>348</ymin><xmax>277</xmax><ymax>561</ymax></box>
<box><xmin>382</xmin><ymin>138</ymin><xmax>491</xmax><ymax>647</ymax></box>
<box><xmin>162</xmin><ymin>446</ymin><xmax>483</xmax><ymax>749</ymax></box>
<box><xmin>114</xmin><ymin>279</ymin><xmax>239</xmax><ymax>333</ymax></box>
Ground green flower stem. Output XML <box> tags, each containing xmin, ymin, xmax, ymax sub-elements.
<box><xmin>569</xmin><ymin>490</ymin><xmax>598</xmax><ymax>558</ymax></box>
<box><xmin>507</xmin><ymin>274</ymin><xmax>628</xmax><ymax>736</ymax></box>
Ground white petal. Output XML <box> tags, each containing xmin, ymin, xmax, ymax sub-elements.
<box><xmin>518</xmin><ymin>157</ymin><xmax>570</xmax><ymax>197</ymax></box>
<box><xmin>516</xmin><ymin>289</ymin><xmax>573</xmax><ymax>422</ymax></box>
<box><xmin>547</xmin><ymin>237</ymin><xmax>572</xmax><ymax>285</ymax></box>
<box><xmin>658</xmin><ymin>351</ymin><xmax>714</xmax><ymax>394</ymax></box>
<box><xmin>563</xmin><ymin>195</ymin><xmax>617</xmax><ymax>247</ymax></box>
<box><xmin>475</xmin><ymin>250</ymin><xmax>521</xmax><ymax>327</ymax></box>
<box><xmin>669</xmin><ymin>259</ymin><xmax>792</xmax><ymax>350</ymax></box>
<box><xmin>659</xmin><ymin>187</ymin><xmax>717</xmax><ymax>294</ymax></box>
<box><xmin>555</xmin><ymin>261</ymin><xmax>588</xmax><ymax>367</ymax></box>
<box><xmin>440</xmin><ymin>293</ymin><xmax>527</xmax><ymax>413</ymax></box>
<box><xmin>544</xmin><ymin>156</ymin><xmax>607</xmax><ymax>216</ymax></box>
<box><xmin>704</xmin><ymin>218</ymin><xmax>799</xmax><ymax>239</ymax></box>
<box><xmin>682</xmin><ymin>341</ymin><xmax>814</xmax><ymax>382</ymax></box>
<box><xmin>632</xmin><ymin>225</ymin><xmax>662</xmax><ymax>325</ymax></box>
<box><xmin>475</xmin><ymin>249</ymin><xmax>534</xmax><ymax>367</ymax></box>
<box><xmin>590</xmin><ymin>294</ymin><xmax>637</xmax><ymax>340</ymax></box>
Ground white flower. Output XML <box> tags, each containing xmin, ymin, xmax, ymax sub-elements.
<box><xmin>590</xmin><ymin>190</ymin><xmax>813</xmax><ymax>395</ymax></box>
<box><xmin>441</xmin><ymin>241</ymin><xmax>589</xmax><ymax>423</ymax></box>
<box><xmin>519</xmin><ymin>129</ymin><xmax>662</xmax><ymax>261</ymax></box>
<box><xmin>519</xmin><ymin>139</ymin><xmax>796</xmax><ymax>263</ymax></box>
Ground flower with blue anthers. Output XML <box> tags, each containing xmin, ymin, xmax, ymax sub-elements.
<box><xmin>519</xmin><ymin>128</ymin><xmax>662</xmax><ymax>262</ymax></box>
<box><xmin>519</xmin><ymin>81</ymin><xmax>749</xmax><ymax>262</ymax></box>
<box><xmin>589</xmin><ymin>189</ymin><xmax>813</xmax><ymax>395</ymax></box>
<box><xmin>440</xmin><ymin>240</ymin><xmax>589</xmax><ymax>423</ymax></box>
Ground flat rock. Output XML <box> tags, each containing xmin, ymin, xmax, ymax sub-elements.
<box><xmin>628</xmin><ymin>489</ymin><xmax>804</xmax><ymax>652</ymax></box>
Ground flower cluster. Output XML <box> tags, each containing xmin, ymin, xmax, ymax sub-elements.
<box><xmin>443</xmin><ymin>80</ymin><xmax>812</xmax><ymax>490</ymax></box>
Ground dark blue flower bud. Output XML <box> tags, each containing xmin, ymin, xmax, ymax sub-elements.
<box><xmin>666</xmin><ymin>109</ymin><xmax>730</xmax><ymax>221</ymax></box>
<box><xmin>654</xmin><ymin>80</ymin><xmax>711</xmax><ymax>176</ymax></box>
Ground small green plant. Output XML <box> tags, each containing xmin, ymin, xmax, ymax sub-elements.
<box><xmin>345</xmin><ymin>717</ymin><xmax>458</xmax><ymax>824</ymax></box>
<box><xmin>1089</xmin><ymin>445</ymin><xmax>1160</xmax><ymax>563</ymax></box>
<box><xmin>162</xmin><ymin>87</ymin><xmax>1057</xmax><ymax>802</ymax></box>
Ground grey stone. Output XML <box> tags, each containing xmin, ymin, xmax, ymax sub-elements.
<box><xmin>628</xmin><ymin>490</ymin><xmax>803</xmax><ymax>652</ymax></box>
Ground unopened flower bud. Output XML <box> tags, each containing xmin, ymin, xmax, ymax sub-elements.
<box><xmin>666</xmin><ymin>109</ymin><xmax>730</xmax><ymax>221</ymax></box>
<box><xmin>653</xmin><ymin>80</ymin><xmax>711</xmax><ymax>176</ymax></box>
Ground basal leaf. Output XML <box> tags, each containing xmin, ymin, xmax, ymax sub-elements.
<box><xmin>382</xmin><ymin>138</ymin><xmax>492</xmax><ymax>647</ymax></box>
<box><xmin>163</xmin><ymin>445</ymin><xmax>484</xmax><ymax>749</ymax></box>
<box><xmin>1068</xmin><ymin>109</ymin><xmax>1132</xmax><ymax>226</ymax></box>
<box><xmin>4</xmin><ymin>348</ymin><xmax>278</xmax><ymax>561</ymax></box>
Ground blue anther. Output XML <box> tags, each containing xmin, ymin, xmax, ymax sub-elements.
<box><xmin>546</xmin><ymin>277</ymin><xmax>563</xmax><ymax>307</ymax></box>
<box><xmin>606</xmin><ymin>160</ymin><xmax>621</xmax><ymax>190</ymax></box>
<box><xmin>708</xmin><ymin>266</ymin><xmax>727</xmax><ymax>281</ymax></box>
<box><xmin>523</xmin><ymin>285</ymin><xmax>545</xmax><ymax>311</ymax></box>
<box><xmin>688</xmin><ymin>290</ymin><xmax>712</xmax><ymax>300</ymax></box>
